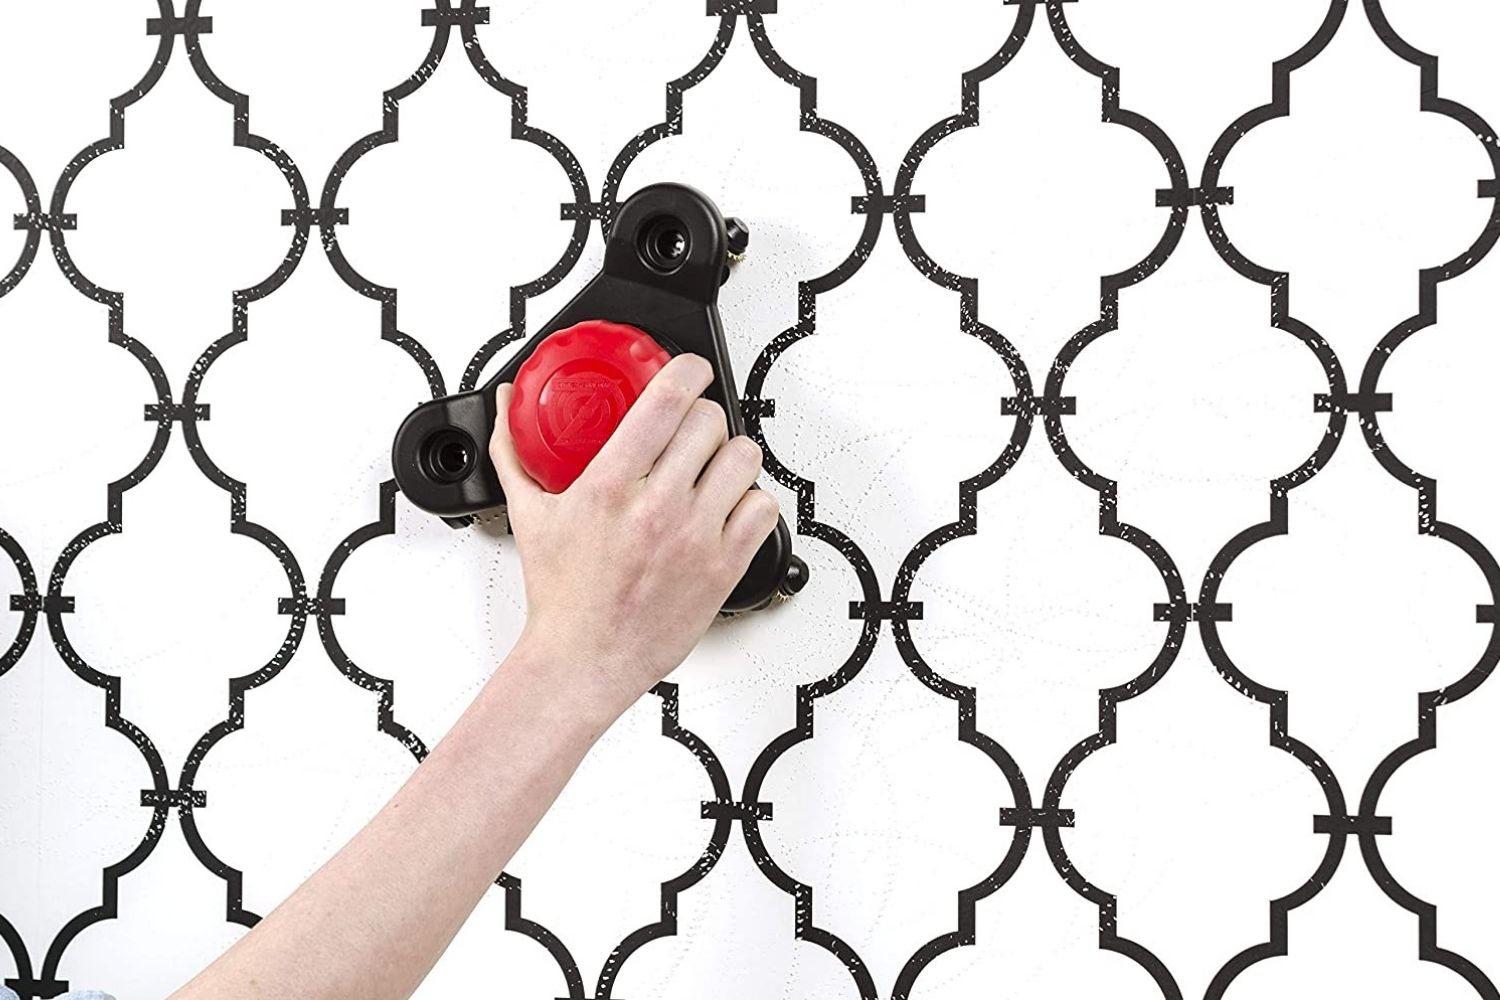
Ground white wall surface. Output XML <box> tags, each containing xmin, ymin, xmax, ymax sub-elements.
<box><xmin>3</xmin><ymin>1</ymin><xmax>1500</xmax><ymax>997</ymax></box>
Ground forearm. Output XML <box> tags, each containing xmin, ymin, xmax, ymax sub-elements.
<box><xmin>171</xmin><ymin>635</ymin><xmax>623</xmax><ymax>1000</ymax></box>
<box><xmin>170</xmin><ymin>359</ymin><xmax>775</xmax><ymax>998</ymax></box>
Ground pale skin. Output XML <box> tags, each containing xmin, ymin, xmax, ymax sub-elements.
<box><xmin>170</xmin><ymin>354</ymin><xmax>781</xmax><ymax>1000</ymax></box>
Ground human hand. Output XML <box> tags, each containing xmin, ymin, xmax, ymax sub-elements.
<box><xmin>488</xmin><ymin>354</ymin><xmax>781</xmax><ymax>720</ymax></box>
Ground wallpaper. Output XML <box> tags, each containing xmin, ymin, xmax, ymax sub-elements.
<box><xmin>3</xmin><ymin>1</ymin><xmax>1500</xmax><ymax>998</ymax></box>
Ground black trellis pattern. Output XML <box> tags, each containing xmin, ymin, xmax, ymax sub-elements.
<box><xmin>2</xmin><ymin>1</ymin><xmax>1499</xmax><ymax>997</ymax></box>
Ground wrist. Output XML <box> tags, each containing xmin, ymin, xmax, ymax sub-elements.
<box><xmin>499</xmin><ymin>625</ymin><xmax>637</xmax><ymax>731</ymax></box>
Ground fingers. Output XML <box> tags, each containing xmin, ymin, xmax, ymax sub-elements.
<box><xmin>723</xmin><ymin>487</ymin><xmax>781</xmax><ymax>563</ymax></box>
<box><xmin>648</xmin><ymin>397</ymin><xmax>728</xmax><ymax>491</ymax></box>
<box><xmin>583</xmin><ymin>354</ymin><xmax>714</xmax><ymax>487</ymax></box>
<box><xmin>489</xmin><ymin>383</ymin><xmax>544</xmax><ymax>510</ymax></box>
<box><xmin>696</xmin><ymin>434</ymin><xmax>765</xmax><ymax>523</ymax></box>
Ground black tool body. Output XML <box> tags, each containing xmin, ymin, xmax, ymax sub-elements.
<box><xmin>391</xmin><ymin>182</ymin><xmax>807</xmax><ymax>613</ymax></box>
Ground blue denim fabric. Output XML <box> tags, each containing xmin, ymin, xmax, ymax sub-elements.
<box><xmin>0</xmin><ymin>988</ymin><xmax>115</xmax><ymax>1000</ymax></box>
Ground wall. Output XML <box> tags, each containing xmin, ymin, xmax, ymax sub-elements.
<box><xmin>3</xmin><ymin>1</ymin><xmax>1500</xmax><ymax>997</ymax></box>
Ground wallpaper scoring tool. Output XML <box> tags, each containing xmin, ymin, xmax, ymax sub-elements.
<box><xmin>391</xmin><ymin>182</ymin><xmax>808</xmax><ymax>614</ymax></box>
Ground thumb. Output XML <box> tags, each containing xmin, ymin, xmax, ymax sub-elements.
<box><xmin>488</xmin><ymin>383</ymin><xmax>544</xmax><ymax>512</ymax></box>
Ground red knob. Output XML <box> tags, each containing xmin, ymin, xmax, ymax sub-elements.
<box><xmin>507</xmin><ymin>319</ymin><xmax>672</xmax><ymax>493</ymax></box>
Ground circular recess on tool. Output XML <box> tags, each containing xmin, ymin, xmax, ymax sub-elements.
<box><xmin>637</xmin><ymin>214</ymin><xmax>692</xmax><ymax>274</ymax></box>
<box><xmin>419</xmin><ymin>427</ymin><xmax>477</xmax><ymax>485</ymax></box>
<box><xmin>508</xmin><ymin>319</ymin><xmax>671</xmax><ymax>493</ymax></box>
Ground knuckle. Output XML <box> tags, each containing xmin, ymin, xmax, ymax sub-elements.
<box><xmin>749</xmin><ymin>489</ymin><xmax>779</xmax><ymax>519</ymax></box>
<box><xmin>688</xmin><ymin>398</ymin><xmax>727</xmax><ymax>437</ymax></box>
<box><xmin>577</xmin><ymin>469</ymin><xmax>626</xmax><ymax>506</ymax></box>
<box><xmin>625</xmin><ymin>500</ymin><xmax>660</xmax><ymax>538</ymax></box>
<box><xmin>739</xmin><ymin>494</ymin><xmax>779</xmax><ymax>535</ymax></box>
<box><xmin>653</xmin><ymin>356</ymin><xmax>712</xmax><ymax>401</ymax></box>
<box><xmin>635</xmin><ymin>486</ymin><xmax>677</xmax><ymax>528</ymax></box>
<box><xmin>730</xmin><ymin>435</ymin><xmax>763</xmax><ymax>466</ymax></box>
<box><xmin>678</xmin><ymin>353</ymin><xmax>713</xmax><ymax>383</ymax></box>
<box><xmin>690</xmin><ymin>396</ymin><xmax>724</xmax><ymax>423</ymax></box>
<box><xmin>651</xmin><ymin>377</ymin><xmax>694</xmax><ymax>411</ymax></box>
<box><xmin>603</xmin><ymin>475</ymin><xmax>638</xmax><ymax>508</ymax></box>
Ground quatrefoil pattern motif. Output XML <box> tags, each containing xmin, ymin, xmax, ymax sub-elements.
<box><xmin>3</xmin><ymin>2</ymin><xmax>1500</xmax><ymax>998</ymax></box>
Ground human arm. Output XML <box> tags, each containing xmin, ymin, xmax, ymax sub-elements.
<box><xmin>169</xmin><ymin>354</ymin><xmax>780</xmax><ymax>1000</ymax></box>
